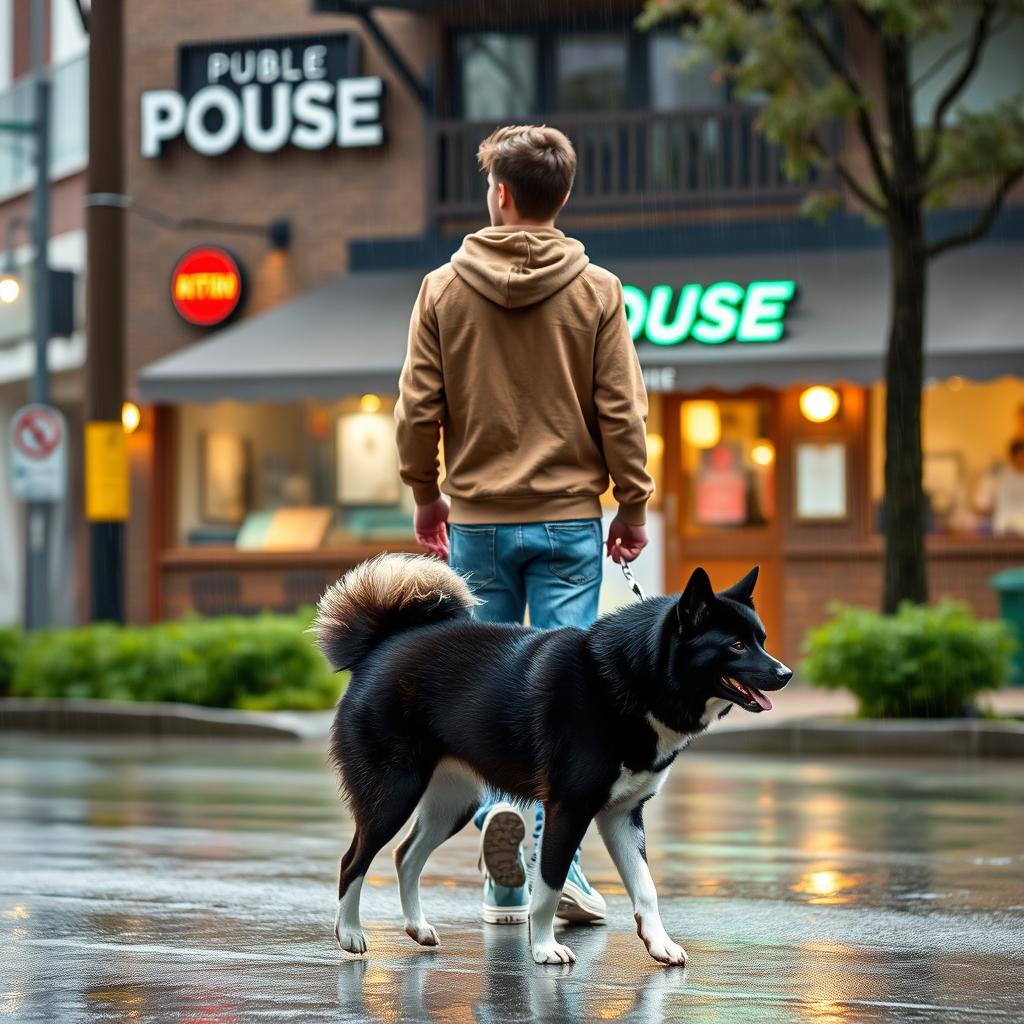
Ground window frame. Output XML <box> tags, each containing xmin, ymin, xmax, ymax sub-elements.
<box><xmin>447</xmin><ymin>17</ymin><xmax>652</xmax><ymax>118</ymax></box>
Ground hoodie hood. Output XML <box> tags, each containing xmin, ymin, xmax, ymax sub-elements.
<box><xmin>450</xmin><ymin>226</ymin><xmax>589</xmax><ymax>309</ymax></box>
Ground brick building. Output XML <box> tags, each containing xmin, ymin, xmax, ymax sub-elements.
<box><xmin>0</xmin><ymin>0</ymin><xmax>88</xmax><ymax>625</ymax></box>
<box><xmin>12</xmin><ymin>1</ymin><xmax>1023</xmax><ymax>660</ymax></box>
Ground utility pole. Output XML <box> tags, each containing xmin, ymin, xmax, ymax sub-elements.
<box><xmin>85</xmin><ymin>0</ymin><xmax>125</xmax><ymax>622</ymax></box>
<box><xmin>25</xmin><ymin>0</ymin><xmax>52</xmax><ymax>630</ymax></box>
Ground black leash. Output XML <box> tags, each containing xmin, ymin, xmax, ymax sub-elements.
<box><xmin>620</xmin><ymin>560</ymin><xmax>647</xmax><ymax>602</ymax></box>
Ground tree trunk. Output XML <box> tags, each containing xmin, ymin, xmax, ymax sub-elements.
<box><xmin>882</xmin><ymin>213</ymin><xmax>928</xmax><ymax>612</ymax></box>
<box><xmin>880</xmin><ymin>33</ymin><xmax>929</xmax><ymax>613</ymax></box>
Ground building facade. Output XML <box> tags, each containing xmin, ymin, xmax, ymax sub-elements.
<box><xmin>110</xmin><ymin>1</ymin><xmax>1024</xmax><ymax>662</ymax></box>
<box><xmin>0</xmin><ymin>0</ymin><xmax>88</xmax><ymax>626</ymax></box>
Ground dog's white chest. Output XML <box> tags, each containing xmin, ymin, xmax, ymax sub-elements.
<box><xmin>646</xmin><ymin>712</ymin><xmax>692</xmax><ymax>761</ymax></box>
<box><xmin>699</xmin><ymin>698</ymin><xmax>732</xmax><ymax>731</ymax></box>
<box><xmin>606</xmin><ymin>765</ymin><xmax>669</xmax><ymax>808</ymax></box>
<box><xmin>605</xmin><ymin>713</ymin><xmax>694</xmax><ymax>809</ymax></box>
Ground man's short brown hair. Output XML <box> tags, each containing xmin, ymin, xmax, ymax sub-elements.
<box><xmin>477</xmin><ymin>125</ymin><xmax>577</xmax><ymax>220</ymax></box>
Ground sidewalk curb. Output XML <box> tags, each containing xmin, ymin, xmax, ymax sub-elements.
<box><xmin>2</xmin><ymin>699</ymin><xmax>1023</xmax><ymax>757</ymax></box>
<box><xmin>0</xmin><ymin>698</ymin><xmax>307</xmax><ymax>740</ymax></box>
<box><xmin>696</xmin><ymin>718</ymin><xmax>1024</xmax><ymax>758</ymax></box>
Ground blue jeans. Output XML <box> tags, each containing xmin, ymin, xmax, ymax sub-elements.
<box><xmin>449</xmin><ymin>519</ymin><xmax>603</xmax><ymax>629</ymax></box>
<box><xmin>449</xmin><ymin>519</ymin><xmax>603</xmax><ymax>841</ymax></box>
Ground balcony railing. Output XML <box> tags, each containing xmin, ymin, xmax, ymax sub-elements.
<box><xmin>0</xmin><ymin>54</ymin><xmax>88</xmax><ymax>202</ymax></box>
<box><xmin>429</xmin><ymin>107</ymin><xmax>826</xmax><ymax>222</ymax></box>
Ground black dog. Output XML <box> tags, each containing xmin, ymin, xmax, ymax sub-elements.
<box><xmin>314</xmin><ymin>553</ymin><xmax>790</xmax><ymax>966</ymax></box>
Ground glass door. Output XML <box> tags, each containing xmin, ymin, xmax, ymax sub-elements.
<box><xmin>663</xmin><ymin>392</ymin><xmax>782</xmax><ymax>646</ymax></box>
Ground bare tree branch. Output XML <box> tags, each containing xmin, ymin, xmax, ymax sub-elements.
<box><xmin>850</xmin><ymin>2</ymin><xmax>882</xmax><ymax>36</ymax></box>
<box><xmin>923</xmin><ymin>0</ymin><xmax>997</xmax><ymax>171</ymax></box>
<box><xmin>914</xmin><ymin>37</ymin><xmax>971</xmax><ymax>92</ymax></box>
<box><xmin>809</xmin><ymin>134</ymin><xmax>888</xmax><ymax>215</ymax></box>
<box><xmin>791</xmin><ymin>9</ymin><xmax>892</xmax><ymax>197</ymax></box>
<box><xmin>71</xmin><ymin>0</ymin><xmax>89</xmax><ymax>34</ymax></box>
<box><xmin>926</xmin><ymin>168</ymin><xmax>1024</xmax><ymax>258</ymax></box>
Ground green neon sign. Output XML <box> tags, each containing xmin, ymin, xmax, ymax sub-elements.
<box><xmin>624</xmin><ymin>280</ymin><xmax>797</xmax><ymax>346</ymax></box>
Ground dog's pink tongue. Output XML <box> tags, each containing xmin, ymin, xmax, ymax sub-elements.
<box><xmin>752</xmin><ymin>688</ymin><xmax>773</xmax><ymax>711</ymax></box>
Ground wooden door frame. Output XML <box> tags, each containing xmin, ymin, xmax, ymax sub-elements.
<box><xmin>661</xmin><ymin>388</ymin><xmax>784</xmax><ymax>642</ymax></box>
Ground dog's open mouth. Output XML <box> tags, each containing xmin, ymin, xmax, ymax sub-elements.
<box><xmin>720</xmin><ymin>676</ymin><xmax>773</xmax><ymax>713</ymax></box>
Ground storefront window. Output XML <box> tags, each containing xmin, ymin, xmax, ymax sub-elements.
<box><xmin>458</xmin><ymin>33</ymin><xmax>538</xmax><ymax>119</ymax></box>
<box><xmin>556</xmin><ymin>34</ymin><xmax>628</xmax><ymax>112</ymax></box>
<box><xmin>870</xmin><ymin>378</ymin><xmax>1024</xmax><ymax>537</ymax></box>
<box><xmin>175</xmin><ymin>397</ymin><xmax>415</xmax><ymax>550</ymax></box>
<box><xmin>649</xmin><ymin>33</ymin><xmax>726</xmax><ymax>110</ymax></box>
<box><xmin>680</xmin><ymin>398</ymin><xmax>775</xmax><ymax>530</ymax></box>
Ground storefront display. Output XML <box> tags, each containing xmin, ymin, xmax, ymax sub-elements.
<box><xmin>122</xmin><ymin>1</ymin><xmax>1024</xmax><ymax>652</ymax></box>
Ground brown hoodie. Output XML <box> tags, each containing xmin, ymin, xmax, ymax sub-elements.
<box><xmin>395</xmin><ymin>225</ymin><xmax>653</xmax><ymax>526</ymax></box>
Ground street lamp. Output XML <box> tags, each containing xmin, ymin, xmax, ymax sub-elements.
<box><xmin>1</xmin><ymin>216</ymin><xmax>30</xmax><ymax>304</ymax></box>
<box><xmin>0</xmin><ymin>274</ymin><xmax>20</xmax><ymax>304</ymax></box>
<box><xmin>0</xmin><ymin>0</ymin><xmax>55</xmax><ymax>631</ymax></box>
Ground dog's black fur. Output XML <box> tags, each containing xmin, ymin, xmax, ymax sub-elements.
<box><xmin>315</xmin><ymin>553</ymin><xmax>790</xmax><ymax>965</ymax></box>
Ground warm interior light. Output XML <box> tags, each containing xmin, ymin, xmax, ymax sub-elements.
<box><xmin>751</xmin><ymin>440</ymin><xmax>775</xmax><ymax>466</ymax></box>
<box><xmin>799</xmin><ymin>385</ymin><xmax>840</xmax><ymax>423</ymax></box>
<box><xmin>121</xmin><ymin>401</ymin><xmax>141</xmax><ymax>434</ymax></box>
<box><xmin>360</xmin><ymin>393</ymin><xmax>382</xmax><ymax>414</ymax></box>
<box><xmin>682</xmin><ymin>401</ymin><xmax>721</xmax><ymax>449</ymax></box>
<box><xmin>0</xmin><ymin>276</ymin><xmax>20</xmax><ymax>304</ymax></box>
<box><xmin>646</xmin><ymin>432</ymin><xmax>665</xmax><ymax>459</ymax></box>
<box><xmin>947</xmin><ymin>375</ymin><xmax>964</xmax><ymax>391</ymax></box>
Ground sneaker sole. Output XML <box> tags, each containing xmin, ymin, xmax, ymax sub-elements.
<box><xmin>481</xmin><ymin>902</ymin><xmax>529</xmax><ymax>925</ymax></box>
<box><xmin>481</xmin><ymin>810</ymin><xmax>527</xmax><ymax>889</ymax></box>
<box><xmin>556</xmin><ymin>880</ymin><xmax>607</xmax><ymax>924</ymax></box>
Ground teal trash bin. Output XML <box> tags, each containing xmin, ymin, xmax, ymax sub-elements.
<box><xmin>991</xmin><ymin>568</ymin><xmax>1024</xmax><ymax>685</ymax></box>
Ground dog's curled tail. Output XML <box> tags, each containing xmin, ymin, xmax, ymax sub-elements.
<box><xmin>312</xmin><ymin>552</ymin><xmax>479</xmax><ymax>671</ymax></box>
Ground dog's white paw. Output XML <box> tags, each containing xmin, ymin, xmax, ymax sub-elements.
<box><xmin>532</xmin><ymin>940</ymin><xmax>577</xmax><ymax>965</ymax></box>
<box><xmin>644</xmin><ymin>935</ymin><xmax>688</xmax><ymax>966</ymax></box>
<box><xmin>336</xmin><ymin>928</ymin><xmax>368</xmax><ymax>956</ymax></box>
<box><xmin>405</xmin><ymin>921</ymin><xmax>440</xmax><ymax>947</ymax></box>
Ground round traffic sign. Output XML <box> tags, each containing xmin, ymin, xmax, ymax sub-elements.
<box><xmin>170</xmin><ymin>245</ymin><xmax>244</xmax><ymax>327</ymax></box>
<box><xmin>13</xmin><ymin>405</ymin><xmax>64</xmax><ymax>460</ymax></box>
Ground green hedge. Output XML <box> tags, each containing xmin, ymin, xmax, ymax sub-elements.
<box><xmin>0</xmin><ymin>625</ymin><xmax>24</xmax><ymax>697</ymax></box>
<box><xmin>2</xmin><ymin>611</ymin><xmax>345</xmax><ymax>711</ymax></box>
<box><xmin>802</xmin><ymin>601</ymin><xmax>1017</xmax><ymax>718</ymax></box>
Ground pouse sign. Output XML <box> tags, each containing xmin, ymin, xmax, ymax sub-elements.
<box><xmin>625</xmin><ymin>280</ymin><xmax>797</xmax><ymax>345</ymax></box>
<box><xmin>141</xmin><ymin>34</ymin><xmax>384</xmax><ymax>158</ymax></box>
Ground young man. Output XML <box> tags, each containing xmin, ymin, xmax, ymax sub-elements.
<box><xmin>395</xmin><ymin>125</ymin><xmax>654</xmax><ymax>926</ymax></box>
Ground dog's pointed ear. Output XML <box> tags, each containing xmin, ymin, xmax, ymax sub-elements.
<box><xmin>721</xmin><ymin>565</ymin><xmax>759</xmax><ymax>607</ymax></box>
<box><xmin>676</xmin><ymin>567</ymin><xmax>714</xmax><ymax>631</ymax></box>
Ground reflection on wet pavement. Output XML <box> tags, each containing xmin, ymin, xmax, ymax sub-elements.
<box><xmin>1</xmin><ymin>737</ymin><xmax>1022</xmax><ymax>1022</ymax></box>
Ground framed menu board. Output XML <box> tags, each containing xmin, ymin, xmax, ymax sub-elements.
<box><xmin>794</xmin><ymin>441</ymin><xmax>847</xmax><ymax>521</ymax></box>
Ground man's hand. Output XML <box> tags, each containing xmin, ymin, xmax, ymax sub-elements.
<box><xmin>415</xmin><ymin>497</ymin><xmax>450</xmax><ymax>559</ymax></box>
<box><xmin>606</xmin><ymin>516</ymin><xmax>647</xmax><ymax>564</ymax></box>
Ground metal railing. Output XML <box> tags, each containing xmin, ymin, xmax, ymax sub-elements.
<box><xmin>0</xmin><ymin>54</ymin><xmax>88</xmax><ymax>201</ymax></box>
<box><xmin>429</xmin><ymin>106</ymin><xmax>825</xmax><ymax>220</ymax></box>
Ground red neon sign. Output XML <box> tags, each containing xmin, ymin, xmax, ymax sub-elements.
<box><xmin>171</xmin><ymin>246</ymin><xmax>243</xmax><ymax>327</ymax></box>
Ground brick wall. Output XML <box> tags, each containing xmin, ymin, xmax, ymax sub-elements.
<box><xmin>784</xmin><ymin>547</ymin><xmax>1021</xmax><ymax>667</ymax></box>
<box><xmin>122</xmin><ymin>2</ymin><xmax>436</xmax><ymax>621</ymax></box>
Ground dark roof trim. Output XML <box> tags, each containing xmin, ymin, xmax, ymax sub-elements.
<box><xmin>350</xmin><ymin>204</ymin><xmax>1024</xmax><ymax>273</ymax></box>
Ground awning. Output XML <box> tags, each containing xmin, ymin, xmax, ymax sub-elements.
<box><xmin>139</xmin><ymin>271</ymin><xmax>421</xmax><ymax>403</ymax></box>
<box><xmin>138</xmin><ymin>242</ymin><xmax>1024</xmax><ymax>404</ymax></box>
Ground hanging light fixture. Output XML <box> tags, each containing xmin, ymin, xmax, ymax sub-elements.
<box><xmin>682</xmin><ymin>401</ymin><xmax>722</xmax><ymax>448</ymax></box>
<box><xmin>121</xmin><ymin>401</ymin><xmax>142</xmax><ymax>434</ymax></box>
<box><xmin>799</xmin><ymin>386</ymin><xmax>840</xmax><ymax>423</ymax></box>
<box><xmin>750</xmin><ymin>440</ymin><xmax>775</xmax><ymax>466</ymax></box>
<box><xmin>0</xmin><ymin>274</ymin><xmax>20</xmax><ymax>304</ymax></box>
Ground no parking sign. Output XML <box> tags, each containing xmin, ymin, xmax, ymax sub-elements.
<box><xmin>9</xmin><ymin>403</ymin><xmax>67</xmax><ymax>502</ymax></box>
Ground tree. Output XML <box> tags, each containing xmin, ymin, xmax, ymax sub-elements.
<box><xmin>640</xmin><ymin>0</ymin><xmax>1024</xmax><ymax>611</ymax></box>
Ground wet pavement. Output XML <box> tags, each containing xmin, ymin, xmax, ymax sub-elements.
<box><xmin>1</xmin><ymin>737</ymin><xmax>1022</xmax><ymax>1023</ymax></box>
